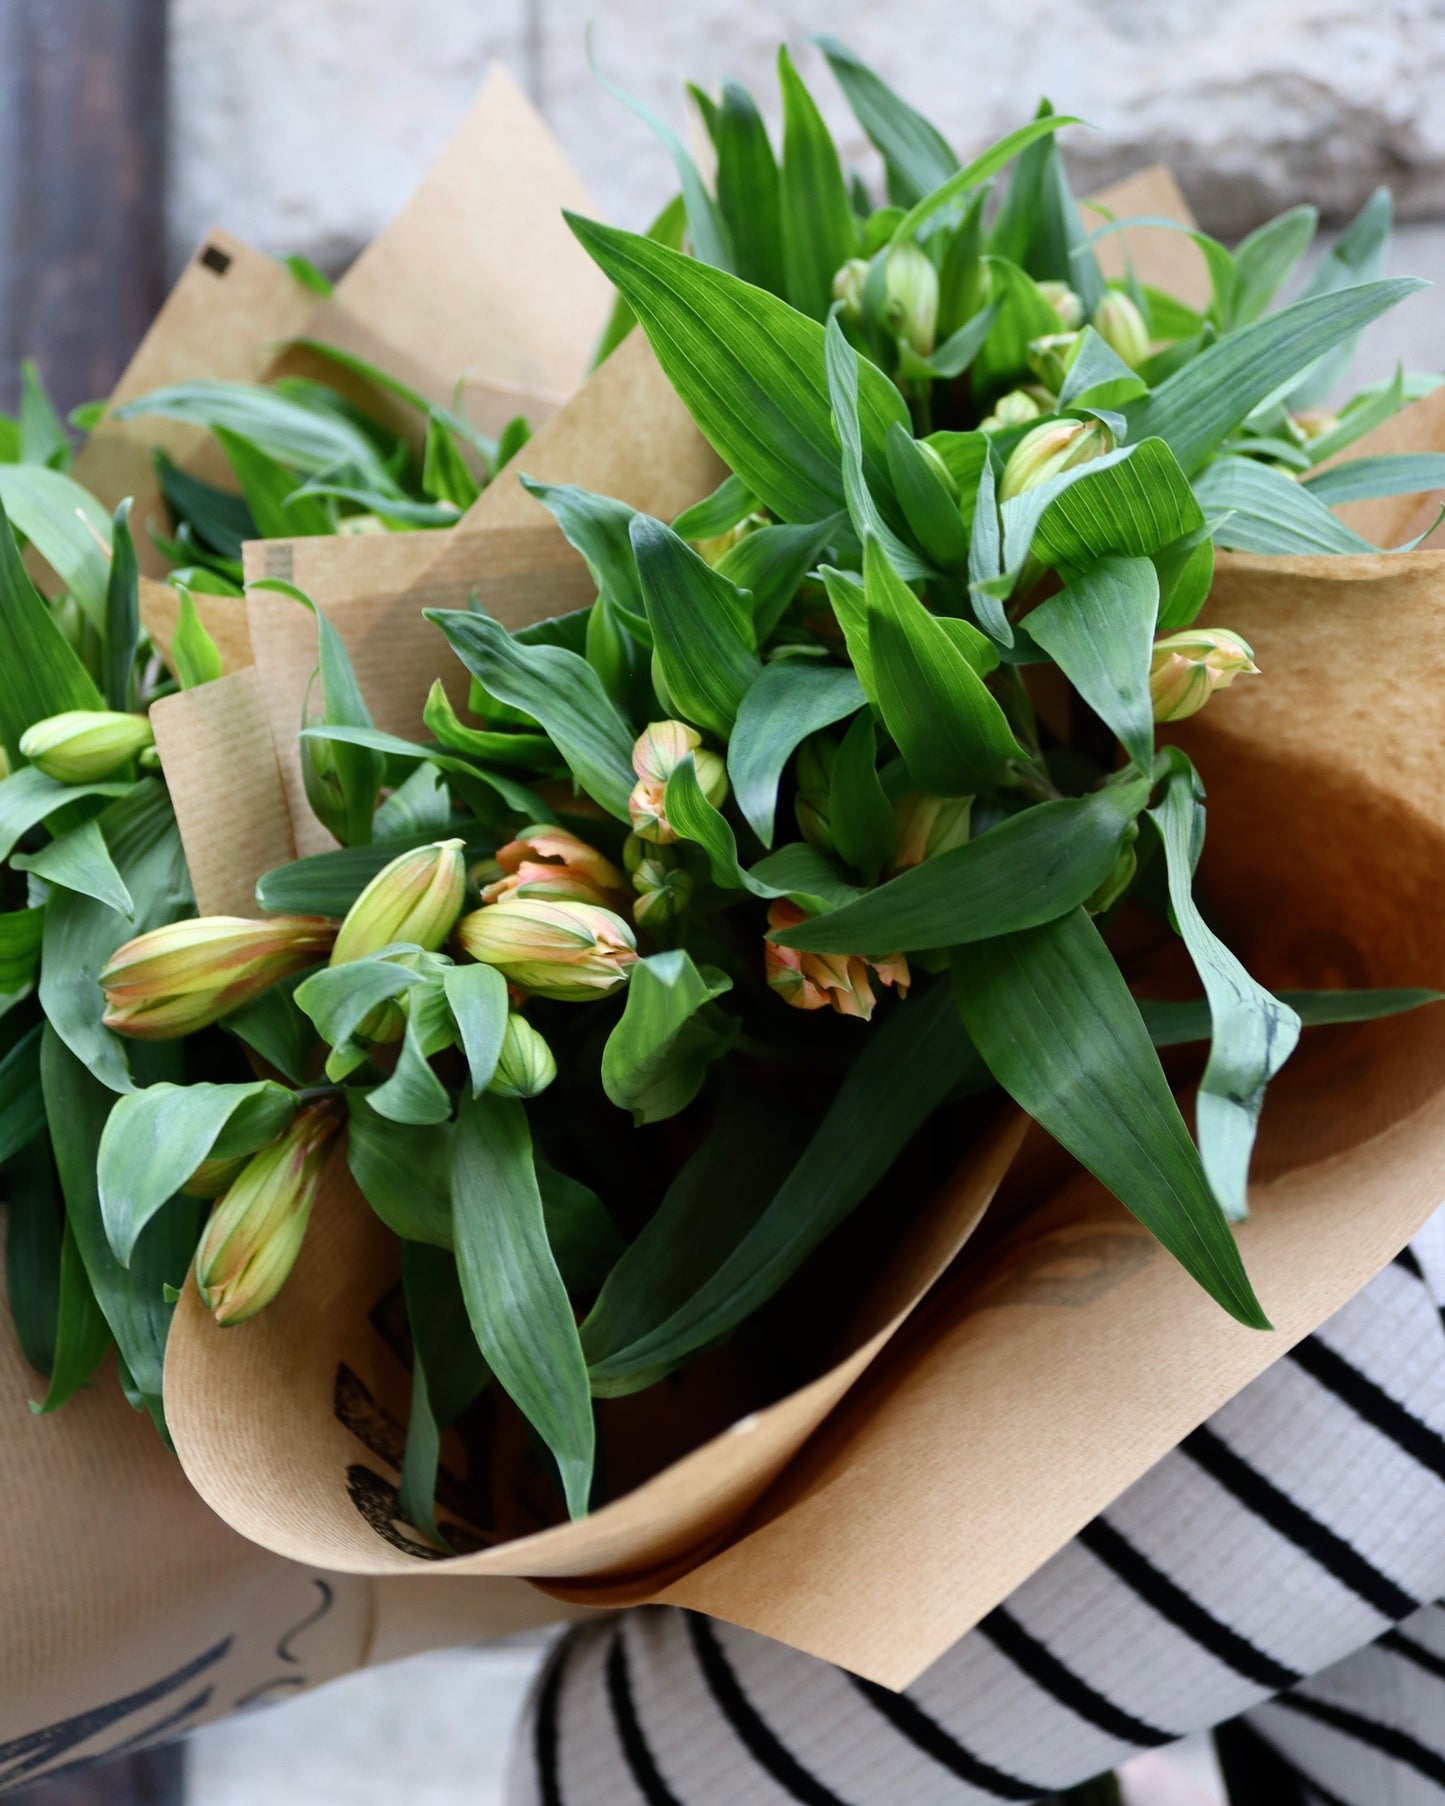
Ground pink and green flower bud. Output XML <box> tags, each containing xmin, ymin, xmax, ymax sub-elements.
<box><xmin>487</xmin><ymin>1012</ymin><xmax>557</xmax><ymax>1099</ymax></box>
<box><xmin>100</xmin><ymin>915</ymin><xmax>336</xmax><ymax>1039</ymax></box>
<box><xmin>628</xmin><ymin>721</ymin><xmax>727</xmax><ymax>844</ymax></box>
<box><xmin>884</xmin><ymin>242</ymin><xmax>939</xmax><ymax>357</ymax></box>
<box><xmin>999</xmin><ymin>417</ymin><xmax>1115</xmax><ymax>502</ymax></box>
<box><xmin>764</xmin><ymin>900</ymin><xmax>910</xmax><ymax>1022</ymax></box>
<box><xmin>330</xmin><ymin>839</ymin><xmax>467</xmax><ymax>967</ymax></box>
<box><xmin>1093</xmin><ymin>290</ymin><xmax>1151</xmax><ymax>369</ymax></box>
<box><xmin>480</xmin><ymin>824</ymin><xmax>627</xmax><ymax>913</ymax></box>
<box><xmin>893</xmin><ymin>792</ymin><xmax>973</xmax><ymax>871</ymax></box>
<box><xmin>1026</xmin><ymin>330</ymin><xmax>1083</xmax><ymax>393</ymax></box>
<box><xmin>457</xmin><ymin>897</ymin><xmax>638</xmax><ymax>1001</ymax></box>
<box><xmin>194</xmin><ymin>1102</ymin><xmax>340</xmax><ymax>1326</ymax></box>
<box><xmin>1038</xmin><ymin>281</ymin><xmax>1085</xmax><ymax>331</ymax></box>
<box><xmin>979</xmin><ymin>388</ymin><xmax>1044</xmax><ymax>435</ymax></box>
<box><xmin>631</xmin><ymin>850</ymin><xmax>694</xmax><ymax>926</ymax></box>
<box><xmin>19</xmin><ymin>709</ymin><xmax>154</xmax><ymax>782</ymax></box>
<box><xmin>1150</xmin><ymin>628</ymin><xmax>1259</xmax><ymax>724</ymax></box>
<box><xmin>831</xmin><ymin>257</ymin><xmax>870</xmax><ymax>324</ymax></box>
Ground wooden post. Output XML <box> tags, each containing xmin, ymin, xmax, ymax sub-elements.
<box><xmin>0</xmin><ymin>0</ymin><xmax>168</xmax><ymax>418</ymax></box>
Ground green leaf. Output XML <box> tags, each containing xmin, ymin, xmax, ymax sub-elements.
<box><xmin>298</xmin><ymin>723</ymin><xmax>547</xmax><ymax>827</ymax></box>
<box><xmin>865</xmin><ymin>535</ymin><xmax>1021</xmax><ymax>793</ymax></box>
<box><xmin>716</xmin><ymin>516</ymin><xmax>843</xmax><ymax>644</ymax></box>
<box><xmin>593</xmin><ymin>193</ymin><xmax>689</xmax><ymax>368</ymax></box>
<box><xmin>422</xmin><ymin>412</ymin><xmax>482</xmax><ymax>510</ymax></box>
<box><xmin>12</xmin><ymin>817</ymin><xmax>135</xmax><ymax>917</ymax></box>
<box><xmin>520</xmin><ymin>479</ymin><xmax>646</xmax><ymax>637</ymax></box>
<box><xmin>778</xmin><ymin>780</ymin><xmax>1148</xmax><ymax>953</ymax></box>
<box><xmin>214</xmin><ymin>427</ymin><xmax>332</xmax><ymax>539</ymax></box>
<box><xmin>1230</xmin><ymin>205</ymin><xmax>1318</xmax><ymax>327</ymax></box>
<box><xmin>564</xmin><ymin>213</ymin><xmax>907</xmax><ymax>525</ymax></box>
<box><xmin>19</xmin><ymin>361</ymin><xmax>71</xmax><ymax>467</ymax></box>
<box><xmin>1194</xmin><ymin>458</ymin><xmax>1381</xmax><ymax>556</ymax></box>
<box><xmin>421</xmin><ymin>680</ymin><xmax>556</xmax><ymax>771</ymax></box>
<box><xmin>293</xmin><ymin>955</ymin><xmax>424</xmax><ymax>1055</ymax></box>
<box><xmin>284</xmin><ymin>253</ymin><xmax>334</xmax><ymax>296</ymax></box>
<box><xmin>117</xmin><ymin>380</ymin><xmax>394</xmax><ymax>486</ymax></box>
<box><xmin>1125</xmin><ymin>279</ymin><xmax>1425</xmax><ymax>475</ymax></box>
<box><xmin>442</xmin><ymin>962</ymin><xmax>509</xmax><ymax>1098</ymax></box>
<box><xmin>1288</xmin><ymin>188</ymin><xmax>1392</xmax><ymax>408</ymax></box>
<box><xmin>221</xmin><ymin>973</ymin><xmax>314</xmax><ymax>1087</ymax></box>
<box><xmin>728</xmin><ymin>662</ymin><xmax>865</xmax><ymax>845</ymax></box>
<box><xmin>891</xmin><ymin>114</ymin><xmax>1081</xmax><ymax>248</ymax></box>
<box><xmin>97</xmin><ymin>1079</ymin><xmax>297</xmax><ymax>1266</ymax></box>
<box><xmin>372</xmin><ymin>762</ymin><xmax>452</xmax><ymax>841</ymax></box>
<box><xmin>0</xmin><ymin>905</ymin><xmax>43</xmax><ymax>994</ymax></box>
<box><xmin>1301</xmin><ymin>453</ymin><xmax>1445</xmax><ymax>507</ymax></box>
<box><xmin>426</xmin><ymin>608</ymin><xmax>636</xmax><ymax>821</ymax></box>
<box><xmin>538</xmin><ymin>1163</ymin><xmax>627</xmax><ymax>1294</ymax></box>
<box><xmin>588</xmin><ymin>30</ymin><xmax>732</xmax><ymax>273</ymax></box>
<box><xmin>154</xmin><ymin>452</ymin><xmax>258</xmax><ymax>561</ymax></box>
<box><xmin>1056</xmin><ymin>328</ymin><xmax>1147</xmax><ymax>415</ymax></box>
<box><xmin>256</xmin><ymin>835</ymin><xmax>456</xmax><ymax>917</ymax></box>
<box><xmin>397</xmin><ymin>1241</ymin><xmax>489</xmax><ymax>1547</ymax></box>
<box><xmin>829</xmin><ymin>709</ymin><xmax>897</xmax><ymax>878</ymax></box>
<box><xmin>1026</xmin><ymin>555</ymin><xmax>1159</xmax><ymax>773</ymax></box>
<box><xmin>0</xmin><ymin>769</ymin><xmax>132</xmax><ymax>864</ymax></box>
<box><xmin>585</xmin><ymin>978</ymin><xmax>980</xmax><ymax>1389</ymax></box>
<box><xmin>1148</xmin><ymin>751</ymin><xmax>1301</xmax><ymax>1222</ymax></box>
<box><xmin>103</xmin><ymin>500</ymin><xmax>140</xmax><ymax>710</ymax></box>
<box><xmin>1003</xmin><ymin>438</ymin><xmax>1205</xmax><ymax>584</ymax></box>
<box><xmin>291</xmin><ymin>483</ymin><xmax>458</xmax><ymax>530</ymax></box>
<box><xmin>32</xmin><ymin>1221</ymin><xmax>111</xmax><ymax>1412</ymax></box>
<box><xmin>5</xmin><ymin>1135</ymin><xmax>62</xmax><ymax>1378</ymax></box>
<box><xmin>972</xmin><ymin>256</ymin><xmax>1067</xmax><ymax>397</ymax></box>
<box><xmin>777</xmin><ymin>45</ymin><xmax>858</xmax><ymax>319</ymax></box>
<box><xmin>39</xmin><ymin>782</ymin><xmax>192</xmax><ymax>1095</ymax></box>
<box><xmin>672</xmin><ymin>473</ymin><xmax>758</xmax><ymax>542</ymax></box>
<box><xmin>629</xmin><ymin>515</ymin><xmax>761</xmax><ymax>738</ymax></box>
<box><xmin>0</xmin><ymin>1023</ymin><xmax>45</xmax><ymax>1165</ymax></box>
<box><xmin>823</xmin><ymin>318</ymin><xmax>920</xmax><ymax>571</ymax></box>
<box><xmin>601</xmin><ymin>950</ymin><xmax>734</xmax><ymax>1125</ymax></box>
<box><xmin>41</xmin><ymin>1025</ymin><xmax>203</xmax><ymax>1429</ymax></box>
<box><xmin>814</xmin><ymin>36</ymin><xmax>957</xmax><ymax>207</ymax></box>
<box><xmin>1141</xmin><ymin>987</ymin><xmax>1443</xmax><ymax>1047</ymax></box>
<box><xmin>346</xmin><ymin>1096</ymin><xmax>453</xmax><ymax>1249</ymax></box>
<box><xmin>0</xmin><ymin>496</ymin><xmax>105</xmax><ymax>765</ymax></box>
<box><xmin>915</xmin><ymin>302</ymin><xmax>1000</xmax><ymax>382</ymax></box>
<box><xmin>716</xmin><ymin>81</ymin><xmax>785</xmax><ymax>295</ymax></box>
<box><xmin>886</xmin><ymin>424</ymin><xmax>969</xmax><ymax>568</ymax></box>
<box><xmin>171</xmin><ymin>588</ymin><xmax>225</xmax><ymax>689</ymax></box>
<box><xmin>451</xmin><ymin>1092</ymin><xmax>594</xmax><ymax>1519</ymax></box>
<box><xmin>952</xmin><ymin>909</ymin><xmax>1269</xmax><ymax>1328</ymax></box>
<box><xmin>368</xmin><ymin>979</ymin><xmax>454</xmax><ymax>1125</ymax></box>
<box><xmin>0</xmin><ymin>466</ymin><xmax>112</xmax><ymax>626</ymax></box>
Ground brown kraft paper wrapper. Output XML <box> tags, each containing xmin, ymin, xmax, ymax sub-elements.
<box><xmin>149</xmin><ymin>176</ymin><xmax>1445</xmax><ymax>1687</ymax></box>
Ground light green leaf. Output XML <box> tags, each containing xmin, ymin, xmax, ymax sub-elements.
<box><xmin>973</xmin><ymin>256</ymin><xmax>1066</xmax><ymax>397</ymax></box>
<box><xmin>630</xmin><ymin>514</ymin><xmax>760</xmax><ymax>737</ymax></box>
<box><xmin>1301</xmin><ymin>453</ymin><xmax>1445</xmax><ymax>507</ymax></box>
<box><xmin>103</xmin><ymin>500</ymin><xmax>140</xmax><ymax>711</ymax></box>
<box><xmin>891</xmin><ymin>114</ymin><xmax>1081</xmax><ymax>247</ymax></box>
<box><xmin>19</xmin><ymin>360</ymin><xmax>71</xmax><ymax>467</ymax></box>
<box><xmin>1231</xmin><ymin>205</ymin><xmax>1318</xmax><ymax>327</ymax></box>
<box><xmin>0</xmin><ymin>768</ymin><xmax>133</xmax><ymax>864</ymax></box>
<box><xmin>1002</xmin><ymin>438</ymin><xmax>1204</xmax><ymax>581</ymax></box>
<box><xmin>777</xmin><ymin>780</ymin><xmax>1149</xmax><ymax>953</ymax></box>
<box><xmin>1141</xmin><ymin>987</ymin><xmax>1443</xmax><ymax>1047</ymax></box>
<box><xmin>215</xmin><ymin>427</ymin><xmax>332</xmax><ymax>538</ymax></box>
<box><xmin>442</xmin><ymin>962</ymin><xmax>509</xmax><ymax>1098</ymax></box>
<box><xmin>12</xmin><ymin>817</ymin><xmax>135</xmax><ymax>917</ymax></box>
<box><xmin>372</xmin><ymin>762</ymin><xmax>452</xmax><ymax>841</ymax></box>
<box><xmin>451</xmin><ymin>1092</ymin><xmax>594</xmax><ymax>1519</ymax></box>
<box><xmin>778</xmin><ymin>45</ymin><xmax>859</xmax><ymax>319</ymax></box>
<box><xmin>1195</xmin><ymin>458</ymin><xmax>1381</xmax><ymax>555</ymax></box>
<box><xmin>601</xmin><ymin>950</ymin><xmax>733</xmax><ymax>1125</ymax></box>
<box><xmin>728</xmin><ymin>661</ymin><xmax>865</xmax><ymax>846</ymax></box>
<box><xmin>1288</xmin><ymin>188</ymin><xmax>1392</xmax><ymax>408</ymax></box>
<box><xmin>368</xmin><ymin>979</ymin><xmax>455</xmax><ymax>1125</ymax></box>
<box><xmin>294</xmin><ymin>954</ymin><xmax>424</xmax><ymax>1054</ymax></box>
<box><xmin>1148</xmin><ymin>751</ymin><xmax>1301</xmax><ymax>1222</ymax></box>
<box><xmin>0</xmin><ymin>466</ymin><xmax>112</xmax><ymax>625</ymax></box>
<box><xmin>1056</xmin><ymin>328</ymin><xmax>1147</xmax><ymax>414</ymax></box>
<box><xmin>814</xmin><ymin>36</ymin><xmax>957</xmax><ymax>207</ymax></box>
<box><xmin>422</xmin><ymin>412</ymin><xmax>482</xmax><ymax>510</ymax></box>
<box><xmin>1025</xmin><ymin>555</ymin><xmax>1158</xmax><ymax>773</ymax></box>
<box><xmin>98</xmin><ymin>1079</ymin><xmax>297</xmax><ymax>1266</ymax></box>
<box><xmin>426</xmin><ymin>607</ymin><xmax>636</xmax><ymax>821</ymax></box>
<box><xmin>952</xmin><ymin>909</ymin><xmax>1269</xmax><ymax>1328</ymax></box>
<box><xmin>117</xmin><ymin>379</ymin><xmax>393</xmax><ymax>486</ymax></box>
<box><xmin>171</xmin><ymin>588</ymin><xmax>225</xmax><ymax>689</ymax></box>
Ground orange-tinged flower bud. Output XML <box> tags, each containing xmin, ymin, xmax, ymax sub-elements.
<box><xmin>100</xmin><ymin>915</ymin><xmax>335</xmax><ymax>1039</ymax></box>
<box><xmin>1000</xmin><ymin>417</ymin><xmax>1115</xmax><ymax>502</ymax></box>
<box><xmin>1149</xmin><ymin>628</ymin><xmax>1260</xmax><ymax>723</ymax></box>
<box><xmin>331</xmin><ymin>839</ymin><xmax>467</xmax><ymax>966</ymax></box>
<box><xmin>194</xmin><ymin>1102</ymin><xmax>340</xmax><ymax>1325</ymax></box>
<box><xmin>892</xmin><ymin>792</ymin><xmax>973</xmax><ymax>871</ymax></box>
<box><xmin>19</xmin><ymin>709</ymin><xmax>153</xmax><ymax>782</ymax></box>
<box><xmin>456</xmin><ymin>897</ymin><xmax>638</xmax><ymax>1001</ymax></box>
<box><xmin>628</xmin><ymin>721</ymin><xmax>727</xmax><ymax>843</ymax></box>
<box><xmin>763</xmin><ymin>900</ymin><xmax>910</xmax><ymax>1022</ymax></box>
<box><xmin>480</xmin><ymin>824</ymin><xmax>628</xmax><ymax>912</ymax></box>
<box><xmin>1093</xmin><ymin>290</ymin><xmax>1151</xmax><ymax>369</ymax></box>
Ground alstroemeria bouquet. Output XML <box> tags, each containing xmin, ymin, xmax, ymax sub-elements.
<box><xmin>9</xmin><ymin>42</ymin><xmax>1445</xmax><ymax>1536</ymax></box>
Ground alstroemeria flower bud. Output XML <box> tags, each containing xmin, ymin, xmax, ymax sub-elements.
<box><xmin>100</xmin><ymin>915</ymin><xmax>335</xmax><ymax>1039</ymax></box>
<box><xmin>480</xmin><ymin>824</ymin><xmax>627</xmax><ymax>913</ymax></box>
<box><xmin>1038</xmin><ymin>281</ymin><xmax>1085</xmax><ymax>331</ymax></box>
<box><xmin>631</xmin><ymin>850</ymin><xmax>694</xmax><ymax>926</ymax></box>
<box><xmin>457</xmin><ymin>897</ymin><xmax>637</xmax><ymax>1001</ymax></box>
<box><xmin>330</xmin><ymin>839</ymin><xmax>467</xmax><ymax>966</ymax></box>
<box><xmin>893</xmin><ymin>792</ymin><xmax>973</xmax><ymax>871</ymax></box>
<box><xmin>764</xmin><ymin>900</ymin><xmax>909</xmax><ymax>1022</ymax></box>
<box><xmin>1027</xmin><ymin>330</ymin><xmax>1083</xmax><ymax>392</ymax></box>
<box><xmin>628</xmin><ymin>721</ymin><xmax>727</xmax><ymax>844</ymax></box>
<box><xmin>999</xmin><ymin>417</ymin><xmax>1115</xmax><ymax>502</ymax></box>
<box><xmin>884</xmin><ymin>241</ymin><xmax>940</xmax><ymax>357</ymax></box>
<box><xmin>19</xmin><ymin>709</ymin><xmax>154</xmax><ymax>782</ymax></box>
<box><xmin>1093</xmin><ymin>290</ymin><xmax>1151</xmax><ymax>369</ymax></box>
<box><xmin>488</xmin><ymin>1012</ymin><xmax>557</xmax><ymax>1098</ymax></box>
<box><xmin>182</xmin><ymin>1152</ymin><xmax>252</xmax><ymax>1199</ymax></box>
<box><xmin>1149</xmin><ymin>629</ymin><xmax>1260</xmax><ymax>723</ymax></box>
<box><xmin>831</xmin><ymin>257</ymin><xmax>870</xmax><ymax>324</ymax></box>
<box><xmin>979</xmin><ymin>388</ymin><xmax>1044</xmax><ymax>435</ymax></box>
<box><xmin>194</xmin><ymin>1102</ymin><xmax>340</xmax><ymax>1325</ymax></box>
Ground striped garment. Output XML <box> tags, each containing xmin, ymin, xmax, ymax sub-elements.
<box><xmin>507</xmin><ymin>1206</ymin><xmax>1445</xmax><ymax>1805</ymax></box>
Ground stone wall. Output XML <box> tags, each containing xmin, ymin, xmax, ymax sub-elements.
<box><xmin>168</xmin><ymin>0</ymin><xmax>1445</xmax><ymax>375</ymax></box>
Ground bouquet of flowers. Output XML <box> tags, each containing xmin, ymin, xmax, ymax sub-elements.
<box><xmin>4</xmin><ymin>36</ymin><xmax>1445</xmax><ymax>1723</ymax></box>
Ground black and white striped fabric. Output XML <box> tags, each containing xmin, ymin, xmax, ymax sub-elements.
<box><xmin>506</xmin><ymin>1208</ymin><xmax>1445</xmax><ymax>1805</ymax></box>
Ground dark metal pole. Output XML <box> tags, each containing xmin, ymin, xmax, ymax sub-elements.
<box><xmin>0</xmin><ymin>0</ymin><xmax>168</xmax><ymax>417</ymax></box>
